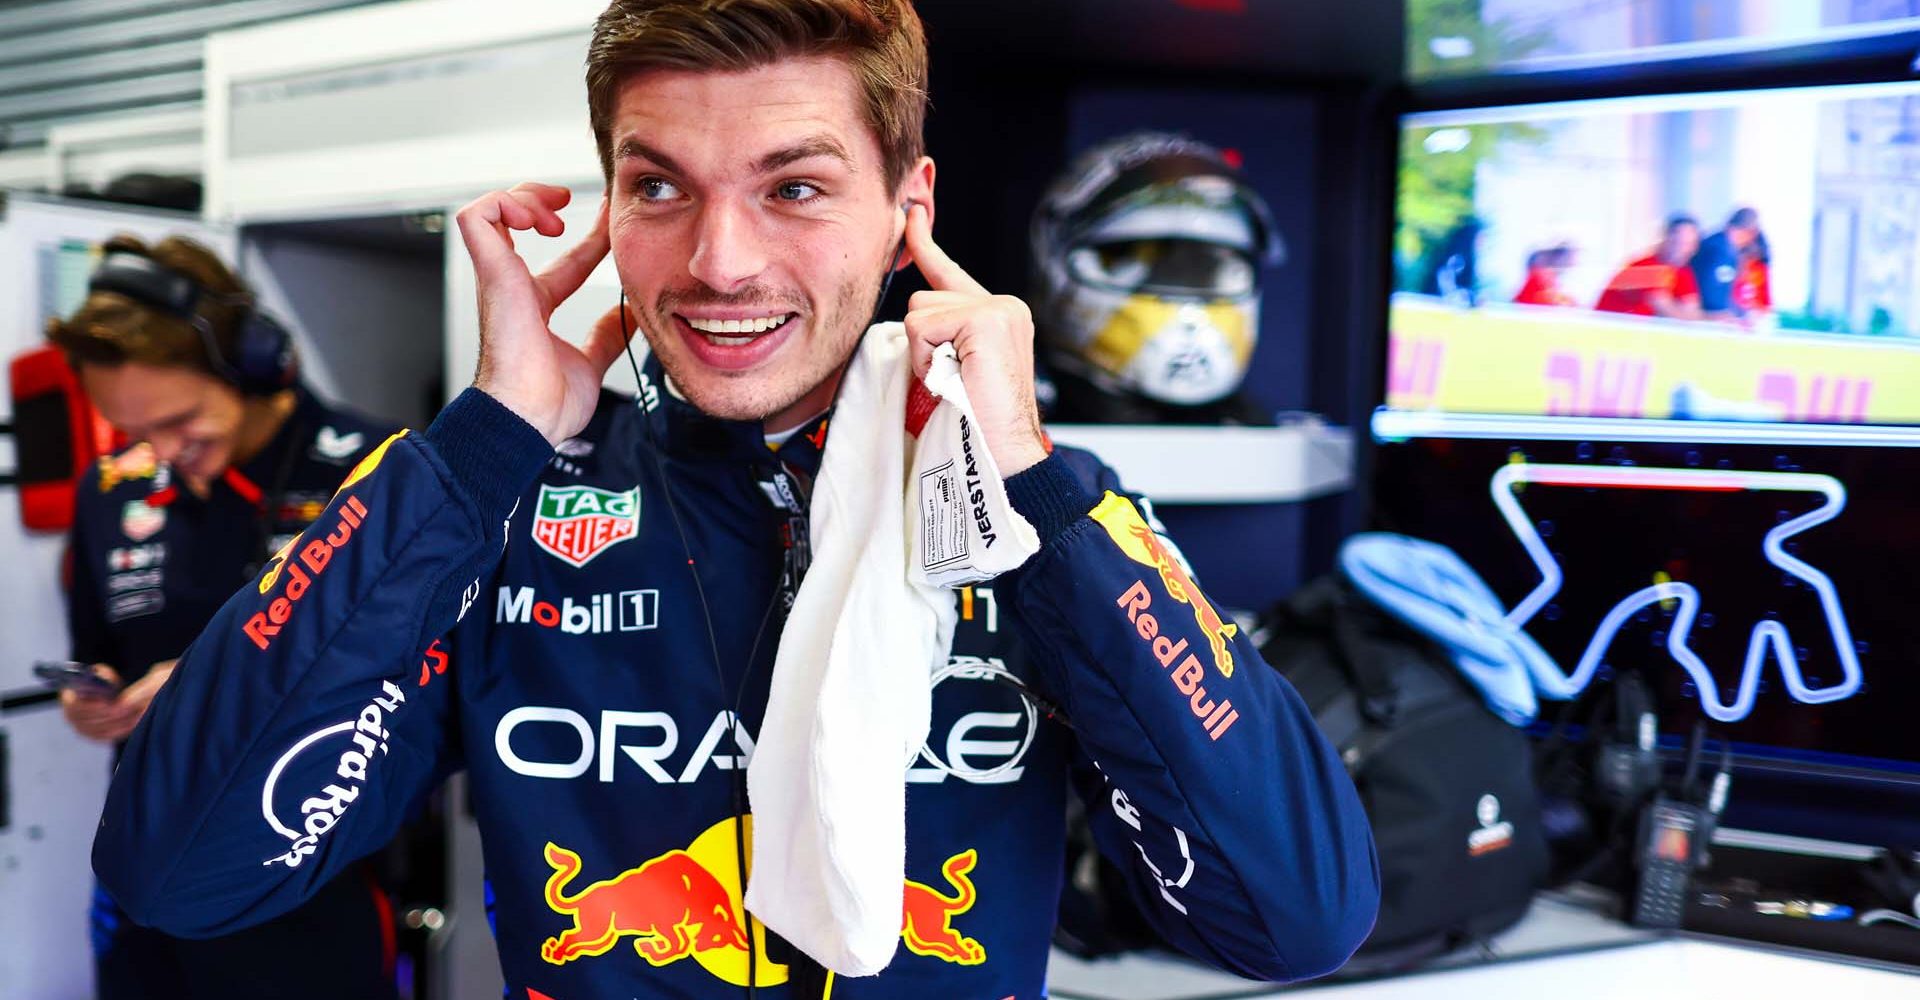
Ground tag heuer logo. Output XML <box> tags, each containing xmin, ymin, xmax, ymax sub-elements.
<box><xmin>531</xmin><ymin>484</ymin><xmax>639</xmax><ymax>568</ymax></box>
<box><xmin>121</xmin><ymin>500</ymin><xmax>166</xmax><ymax>542</ymax></box>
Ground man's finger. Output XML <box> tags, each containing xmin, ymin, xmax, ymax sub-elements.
<box><xmin>904</xmin><ymin>203</ymin><xmax>987</xmax><ymax>296</ymax></box>
<box><xmin>87</xmin><ymin>664</ymin><xmax>124</xmax><ymax>699</ymax></box>
<box><xmin>511</xmin><ymin>181</ymin><xmax>573</xmax><ymax>212</ymax></box>
<box><xmin>536</xmin><ymin>199</ymin><xmax>612</xmax><ymax>313</ymax></box>
<box><xmin>903</xmin><ymin>303</ymin><xmax>976</xmax><ymax>332</ymax></box>
<box><xmin>489</xmin><ymin>191</ymin><xmax>541</xmax><ymax>233</ymax></box>
<box><xmin>67</xmin><ymin>696</ymin><xmax>115</xmax><ymax>722</ymax></box>
<box><xmin>507</xmin><ymin>181</ymin><xmax>571</xmax><ymax>237</ymax></box>
<box><xmin>456</xmin><ymin>192</ymin><xmax>529</xmax><ymax>280</ymax></box>
<box><xmin>99</xmin><ymin>711</ymin><xmax>138</xmax><ymax>743</ymax></box>
<box><xmin>907</xmin><ymin>323</ymin><xmax>935</xmax><ymax>379</ymax></box>
<box><xmin>904</xmin><ymin>307</ymin><xmax>967</xmax><ymax>379</ymax></box>
<box><xmin>508</xmin><ymin>189</ymin><xmax>567</xmax><ymax>238</ymax></box>
<box><xmin>907</xmin><ymin>289</ymin><xmax>974</xmax><ymax>313</ymax></box>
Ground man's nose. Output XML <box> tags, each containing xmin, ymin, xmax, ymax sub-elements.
<box><xmin>146</xmin><ymin>433</ymin><xmax>183</xmax><ymax>464</ymax></box>
<box><xmin>687</xmin><ymin>202</ymin><xmax>769</xmax><ymax>294</ymax></box>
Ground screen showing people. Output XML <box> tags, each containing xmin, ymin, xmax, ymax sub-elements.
<box><xmin>1392</xmin><ymin>82</ymin><xmax>1920</xmax><ymax>426</ymax></box>
<box><xmin>1378</xmin><ymin>80</ymin><xmax>1920</xmax><ymax>778</ymax></box>
<box><xmin>1407</xmin><ymin>1</ymin><xmax>1920</xmax><ymax>81</ymax></box>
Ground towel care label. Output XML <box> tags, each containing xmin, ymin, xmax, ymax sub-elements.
<box><xmin>912</xmin><ymin>345</ymin><xmax>1040</xmax><ymax>588</ymax></box>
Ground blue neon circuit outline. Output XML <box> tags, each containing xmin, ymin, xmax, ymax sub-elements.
<box><xmin>1491</xmin><ymin>463</ymin><xmax>1863</xmax><ymax>723</ymax></box>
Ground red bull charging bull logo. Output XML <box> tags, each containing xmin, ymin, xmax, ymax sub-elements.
<box><xmin>1090</xmin><ymin>493</ymin><xmax>1237</xmax><ymax>679</ymax></box>
<box><xmin>900</xmin><ymin>848</ymin><xmax>986</xmax><ymax>965</ymax></box>
<box><xmin>540</xmin><ymin>846</ymin><xmax>748</xmax><ymax>966</ymax></box>
<box><xmin>538</xmin><ymin>817</ymin><xmax>987</xmax><ymax>986</ymax></box>
<box><xmin>1092</xmin><ymin>493</ymin><xmax>1242</xmax><ymax>741</ymax></box>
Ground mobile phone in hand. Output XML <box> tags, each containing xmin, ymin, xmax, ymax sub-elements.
<box><xmin>33</xmin><ymin>661</ymin><xmax>120</xmax><ymax>698</ymax></box>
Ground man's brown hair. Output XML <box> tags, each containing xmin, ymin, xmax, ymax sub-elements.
<box><xmin>586</xmin><ymin>0</ymin><xmax>929</xmax><ymax>189</ymax></box>
<box><xmin>47</xmin><ymin>234</ymin><xmax>250</xmax><ymax>372</ymax></box>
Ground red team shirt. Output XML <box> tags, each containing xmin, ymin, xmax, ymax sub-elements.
<box><xmin>1514</xmin><ymin>268</ymin><xmax>1575</xmax><ymax>307</ymax></box>
<box><xmin>1735</xmin><ymin>258</ymin><xmax>1772</xmax><ymax>315</ymax></box>
<box><xmin>1595</xmin><ymin>252</ymin><xmax>1701</xmax><ymax>316</ymax></box>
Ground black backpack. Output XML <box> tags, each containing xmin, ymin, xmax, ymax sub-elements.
<box><xmin>1258</xmin><ymin>576</ymin><xmax>1547</xmax><ymax>967</ymax></box>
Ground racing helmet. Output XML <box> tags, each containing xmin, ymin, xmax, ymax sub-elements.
<box><xmin>1031</xmin><ymin>132</ymin><xmax>1284</xmax><ymax>407</ymax></box>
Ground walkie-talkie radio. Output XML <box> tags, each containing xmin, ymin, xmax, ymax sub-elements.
<box><xmin>1631</xmin><ymin>795</ymin><xmax>1701</xmax><ymax>927</ymax></box>
<box><xmin>1629</xmin><ymin>724</ymin><xmax>1732</xmax><ymax>928</ymax></box>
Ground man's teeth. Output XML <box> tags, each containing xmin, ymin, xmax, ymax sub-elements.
<box><xmin>685</xmin><ymin>314</ymin><xmax>794</xmax><ymax>343</ymax></box>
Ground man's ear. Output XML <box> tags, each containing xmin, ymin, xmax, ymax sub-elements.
<box><xmin>892</xmin><ymin>156</ymin><xmax>937</xmax><ymax>269</ymax></box>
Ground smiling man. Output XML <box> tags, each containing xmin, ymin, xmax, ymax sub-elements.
<box><xmin>92</xmin><ymin>2</ymin><xmax>1378</xmax><ymax>997</ymax></box>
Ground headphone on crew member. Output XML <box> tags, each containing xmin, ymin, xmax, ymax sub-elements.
<box><xmin>85</xmin><ymin>248</ymin><xmax>297</xmax><ymax>396</ymax></box>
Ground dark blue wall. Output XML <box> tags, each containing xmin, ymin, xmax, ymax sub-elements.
<box><xmin>1065</xmin><ymin>86</ymin><xmax>1324</xmax><ymax>614</ymax></box>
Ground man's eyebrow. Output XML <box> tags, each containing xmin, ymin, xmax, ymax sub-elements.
<box><xmin>152</xmin><ymin>405</ymin><xmax>198</xmax><ymax>428</ymax></box>
<box><xmin>616</xmin><ymin>138</ymin><xmax>685</xmax><ymax>175</ymax></box>
<box><xmin>755</xmin><ymin>135</ymin><xmax>854</xmax><ymax>175</ymax></box>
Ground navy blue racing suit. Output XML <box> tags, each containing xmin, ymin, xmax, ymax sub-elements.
<box><xmin>93</xmin><ymin>359</ymin><xmax>1378</xmax><ymax>999</ymax></box>
<box><xmin>69</xmin><ymin>386</ymin><xmax>398</xmax><ymax>999</ymax></box>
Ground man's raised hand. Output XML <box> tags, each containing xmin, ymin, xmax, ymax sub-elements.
<box><xmin>456</xmin><ymin>183</ymin><xmax>633</xmax><ymax>446</ymax></box>
<box><xmin>902</xmin><ymin>203</ymin><xmax>1049</xmax><ymax>475</ymax></box>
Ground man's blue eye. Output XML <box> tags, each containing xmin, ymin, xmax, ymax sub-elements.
<box><xmin>639</xmin><ymin>177</ymin><xmax>681</xmax><ymax>201</ymax></box>
<box><xmin>777</xmin><ymin>182</ymin><xmax>820</xmax><ymax>202</ymax></box>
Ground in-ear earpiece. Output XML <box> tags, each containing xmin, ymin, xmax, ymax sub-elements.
<box><xmin>873</xmin><ymin>202</ymin><xmax>916</xmax><ymax>320</ymax></box>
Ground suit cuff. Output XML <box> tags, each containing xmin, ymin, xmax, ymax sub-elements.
<box><xmin>1005</xmin><ymin>451</ymin><xmax>1098</xmax><ymax>546</ymax></box>
<box><xmin>423</xmin><ymin>388</ymin><xmax>553</xmax><ymax>518</ymax></box>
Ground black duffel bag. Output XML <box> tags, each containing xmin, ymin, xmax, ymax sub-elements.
<box><xmin>1257</xmin><ymin>575</ymin><xmax>1548</xmax><ymax>966</ymax></box>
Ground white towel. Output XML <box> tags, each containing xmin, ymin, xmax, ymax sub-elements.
<box><xmin>745</xmin><ymin>322</ymin><xmax>1038</xmax><ymax>976</ymax></box>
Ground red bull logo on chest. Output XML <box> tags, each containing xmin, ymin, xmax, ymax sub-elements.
<box><xmin>537</xmin><ymin>818</ymin><xmax>988</xmax><ymax>987</ymax></box>
<box><xmin>540</xmin><ymin>846</ymin><xmax>749</xmax><ymax>967</ymax></box>
<box><xmin>98</xmin><ymin>444</ymin><xmax>158</xmax><ymax>493</ymax></box>
<box><xmin>531</xmin><ymin>484</ymin><xmax>640</xmax><ymax>568</ymax></box>
<box><xmin>900</xmin><ymin>849</ymin><xmax>986</xmax><ymax>965</ymax></box>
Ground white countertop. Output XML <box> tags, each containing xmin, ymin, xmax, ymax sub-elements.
<box><xmin>1047</xmin><ymin>891</ymin><xmax>1917</xmax><ymax>999</ymax></box>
